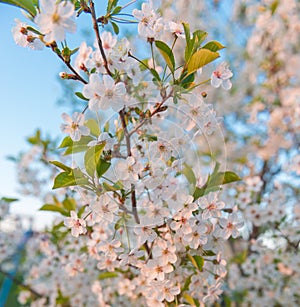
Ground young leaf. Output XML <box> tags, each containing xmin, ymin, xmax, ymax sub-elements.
<box><xmin>75</xmin><ymin>92</ymin><xmax>89</xmax><ymax>101</ymax></box>
<box><xmin>0</xmin><ymin>0</ymin><xmax>36</xmax><ymax>17</ymax></box>
<box><xmin>106</xmin><ymin>0</ymin><xmax>118</xmax><ymax>13</ymax></box>
<box><xmin>98</xmin><ymin>272</ymin><xmax>118</xmax><ymax>279</ymax></box>
<box><xmin>155</xmin><ymin>40</ymin><xmax>175</xmax><ymax>73</ymax></box>
<box><xmin>150</xmin><ymin>68</ymin><xmax>161</xmax><ymax>81</ymax></box>
<box><xmin>111</xmin><ymin>21</ymin><xmax>119</xmax><ymax>35</ymax></box>
<box><xmin>1</xmin><ymin>197</ymin><xmax>18</xmax><ymax>203</ymax></box>
<box><xmin>52</xmin><ymin>169</ymin><xmax>89</xmax><ymax>189</ymax></box>
<box><xmin>49</xmin><ymin>161</ymin><xmax>72</xmax><ymax>172</ymax></box>
<box><xmin>202</xmin><ymin>41</ymin><xmax>225</xmax><ymax>52</ymax></box>
<box><xmin>187</xmin><ymin>49</ymin><xmax>219</xmax><ymax>75</ymax></box>
<box><xmin>96</xmin><ymin>159</ymin><xmax>111</xmax><ymax>177</ymax></box>
<box><xmin>85</xmin><ymin>119</ymin><xmax>100</xmax><ymax>137</ymax></box>
<box><xmin>103</xmin><ymin>181</ymin><xmax>123</xmax><ymax>191</ymax></box>
<box><xmin>59</xmin><ymin>136</ymin><xmax>73</xmax><ymax>148</ymax></box>
<box><xmin>62</xmin><ymin>197</ymin><xmax>76</xmax><ymax>212</ymax></box>
<box><xmin>182</xmin><ymin>163</ymin><xmax>197</xmax><ymax>187</ymax></box>
<box><xmin>192</xmin><ymin>30</ymin><xmax>208</xmax><ymax>51</ymax></box>
<box><xmin>39</xmin><ymin>204</ymin><xmax>69</xmax><ymax>216</ymax></box>
<box><xmin>111</xmin><ymin>5</ymin><xmax>122</xmax><ymax>15</ymax></box>
<box><xmin>187</xmin><ymin>254</ymin><xmax>204</xmax><ymax>271</ymax></box>
<box><xmin>84</xmin><ymin>144</ymin><xmax>106</xmax><ymax>177</ymax></box>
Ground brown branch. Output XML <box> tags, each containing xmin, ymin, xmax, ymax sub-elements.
<box><xmin>129</xmin><ymin>89</ymin><xmax>173</xmax><ymax>137</ymax></box>
<box><xmin>89</xmin><ymin>0</ymin><xmax>113</xmax><ymax>76</ymax></box>
<box><xmin>0</xmin><ymin>267</ymin><xmax>43</xmax><ymax>299</ymax></box>
<box><xmin>119</xmin><ymin>109</ymin><xmax>140</xmax><ymax>224</ymax></box>
<box><xmin>49</xmin><ymin>44</ymin><xmax>88</xmax><ymax>84</ymax></box>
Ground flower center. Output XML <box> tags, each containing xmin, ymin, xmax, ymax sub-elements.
<box><xmin>52</xmin><ymin>12</ymin><xmax>61</xmax><ymax>24</ymax></box>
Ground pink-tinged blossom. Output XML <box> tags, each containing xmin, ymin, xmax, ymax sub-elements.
<box><xmin>183</xmin><ymin>223</ymin><xmax>208</xmax><ymax>249</ymax></box>
<box><xmin>134</xmin><ymin>225</ymin><xmax>158</xmax><ymax>245</ymax></box>
<box><xmin>64</xmin><ymin>211</ymin><xmax>87</xmax><ymax>237</ymax></box>
<box><xmin>165</xmin><ymin>21</ymin><xmax>185</xmax><ymax>38</ymax></box>
<box><xmin>132</xmin><ymin>3</ymin><xmax>164</xmax><ymax>39</ymax></box>
<box><xmin>199</xmin><ymin>192</ymin><xmax>225</xmax><ymax>220</ymax></box>
<box><xmin>12</xmin><ymin>19</ymin><xmax>43</xmax><ymax>50</ymax></box>
<box><xmin>60</xmin><ymin>112</ymin><xmax>90</xmax><ymax>141</ymax></box>
<box><xmin>154</xmin><ymin>280</ymin><xmax>181</xmax><ymax>302</ymax></box>
<box><xmin>142</xmin><ymin>258</ymin><xmax>173</xmax><ymax>281</ymax></box>
<box><xmin>34</xmin><ymin>0</ymin><xmax>76</xmax><ymax>43</ymax></box>
<box><xmin>214</xmin><ymin>213</ymin><xmax>244</xmax><ymax>239</ymax></box>
<box><xmin>83</xmin><ymin>74</ymin><xmax>126</xmax><ymax>112</ymax></box>
<box><xmin>152</xmin><ymin>239</ymin><xmax>177</xmax><ymax>265</ymax></box>
<box><xmin>97</xmin><ymin>31</ymin><xmax>117</xmax><ymax>53</ymax></box>
<box><xmin>75</xmin><ymin>41</ymin><xmax>92</xmax><ymax>71</ymax></box>
<box><xmin>91</xmin><ymin>194</ymin><xmax>118</xmax><ymax>223</ymax></box>
<box><xmin>203</xmin><ymin>282</ymin><xmax>223</xmax><ymax>303</ymax></box>
<box><xmin>88</xmin><ymin>132</ymin><xmax>116</xmax><ymax>150</ymax></box>
<box><xmin>97</xmin><ymin>239</ymin><xmax>123</xmax><ymax>260</ymax></box>
<box><xmin>211</xmin><ymin>62</ymin><xmax>233</xmax><ymax>90</ymax></box>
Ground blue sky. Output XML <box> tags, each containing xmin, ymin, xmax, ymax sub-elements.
<box><xmin>0</xmin><ymin>6</ymin><xmax>65</xmax><ymax>227</ymax></box>
<box><xmin>0</xmin><ymin>1</ymin><xmax>132</xmax><ymax>228</ymax></box>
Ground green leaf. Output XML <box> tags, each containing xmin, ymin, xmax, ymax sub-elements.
<box><xmin>59</xmin><ymin>136</ymin><xmax>94</xmax><ymax>155</ymax></box>
<box><xmin>1</xmin><ymin>197</ymin><xmax>18</xmax><ymax>203</ymax></box>
<box><xmin>193</xmin><ymin>167</ymin><xmax>241</xmax><ymax>200</ymax></box>
<box><xmin>202</xmin><ymin>40</ymin><xmax>225</xmax><ymax>52</ymax></box>
<box><xmin>192</xmin><ymin>30</ymin><xmax>208</xmax><ymax>51</ymax></box>
<box><xmin>107</xmin><ymin>0</ymin><xmax>118</xmax><ymax>13</ymax></box>
<box><xmin>187</xmin><ymin>254</ymin><xmax>204</xmax><ymax>271</ymax></box>
<box><xmin>183</xmin><ymin>293</ymin><xmax>199</xmax><ymax>307</ymax></box>
<box><xmin>202</xmin><ymin>250</ymin><xmax>216</xmax><ymax>257</ymax></box>
<box><xmin>27</xmin><ymin>129</ymin><xmax>41</xmax><ymax>145</ymax></box>
<box><xmin>39</xmin><ymin>204</ymin><xmax>69</xmax><ymax>216</ymax></box>
<box><xmin>59</xmin><ymin>136</ymin><xmax>73</xmax><ymax>148</ymax></box>
<box><xmin>84</xmin><ymin>144</ymin><xmax>106</xmax><ymax>177</ymax></box>
<box><xmin>103</xmin><ymin>181</ymin><xmax>123</xmax><ymax>191</ymax></box>
<box><xmin>85</xmin><ymin>119</ymin><xmax>100</xmax><ymax>137</ymax></box>
<box><xmin>75</xmin><ymin>92</ymin><xmax>89</xmax><ymax>101</ymax></box>
<box><xmin>155</xmin><ymin>40</ymin><xmax>175</xmax><ymax>73</ymax></box>
<box><xmin>150</xmin><ymin>68</ymin><xmax>161</xmax><ymax>81</ymax></box>
<box><xmin>96</xmin><ymin>159</ymin><xmax>111</xmax><ymax>177</ymax></box>
<box><xmin>187</xmin><ymin>49</ymin><xmax>219</xmax><ymax>75</ymax></box>
<box><xmin>111</xmin><ymin>5</ymin><xmax>121</xmax><ymax>15</ymax></box>
<box><xmin>62</xmin><ymin>197</ymin><xmax>76</xmax><ymax>212</ymax></box>
<box><xmin>111</xmin><ymin>21</ymin><xmax>119</xmax><ymax>35</ymax></box>
<box><xmin>98</xmin><ymin>272</ymin><xmax>118</xmax><ymax>280</ymax></box>
<box><xmin>182</xmin><ymin>163</ymin><xmax>196</xmax><ymax>187</ymax></box>
<box><xmin>49</xmin><ymin>161</ymin><xmax>72</xmax><ymax>172</ymax></box>
<box><xmin>0</xmin><ymin>0</ymin><xmax>36</xmax><ymax>17</ymax></box>
<box><xmin>181</xmin><ymin>275</ymin><xmax>192</xmax><ymax>292</ymax></box>
<box><xmin>52</xmin><ymin>169</ymin><xmax>89</xmax><ymax>189</ymax></box>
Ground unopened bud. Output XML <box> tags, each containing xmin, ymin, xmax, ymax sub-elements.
<box><xmin>59</xmin><ymin>72</ymin><xmax>77</xmax><ymax>80</ymax></box>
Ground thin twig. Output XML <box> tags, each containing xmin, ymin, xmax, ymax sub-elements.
<box><xmin>129</xmin><ymin>89</ymin><xmax>173</xmax><ymax>137</ymax></box>
<box><xmin>0</xmin><ymin>267</ymin><xmax>43</xmax><ymax>299</ymax></box>
<box><xmin>89</xmin><ymin>0</ymin><xmax>113</xmax><ymax>76</ymax></box>
<box><xmin>119</xmin><ymin>109</ymin><xmax>140</xmax><ymax>224</ymax></box>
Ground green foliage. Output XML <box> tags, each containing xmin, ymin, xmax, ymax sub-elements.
<box><xmin>84</xmin><ymin>144</ymin><xmax>106</xmax><ymax>176</ymax></box>
<box><xmin>52</xmin><ymin>168</ymin><xmax>89</xmax><ymax>189</ymax></box>
<box><xmin>39</xmin><ymin>196</ymin><xmax>76</xmax><ymax>216</ymax></box>
<box><xmin>187</xmin><ymin>49</ymin><xmax>220</xmax><ymax>75</ymax></box>
<box><xmin>59</xmin><ymin>135</ymin><xmax>94</xmax><ymax>155</ymax></box>
<box><xmin>96</xmin><ymin>159</ymin><xmax>111</xmax><ymax>178</ymax></box>
<box><xmin>193</xmin><ymin>162</ymin><xmax>241</xmax><ymax>200</ymax></box>
<box><xmin>202</xmin><ymin>41</ymin><xmax>225</xmax><ymax>52</ymax></box>
<box><xmin>155</xmin><ymin>40</ymin><xmax>175</xmax><ymax>73</ymax></box>
<box><xmin>1</xmin><ymin>197</ymin><xmax>18</xmax><ymax>203</ymax></box>
<box><xmin>85</xmin><ymin>119</ymin><xmax>100</xmax><ymax>137</ymax></box>
<box><xmin>187</xmin><ymin>254</ymin><xmax>204</xmax><ymax>271</ymax></box>
<box><xmin>0</xmin><ymin>0</ymin><xmax>36</xmax><ymax>17</ymax></box>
